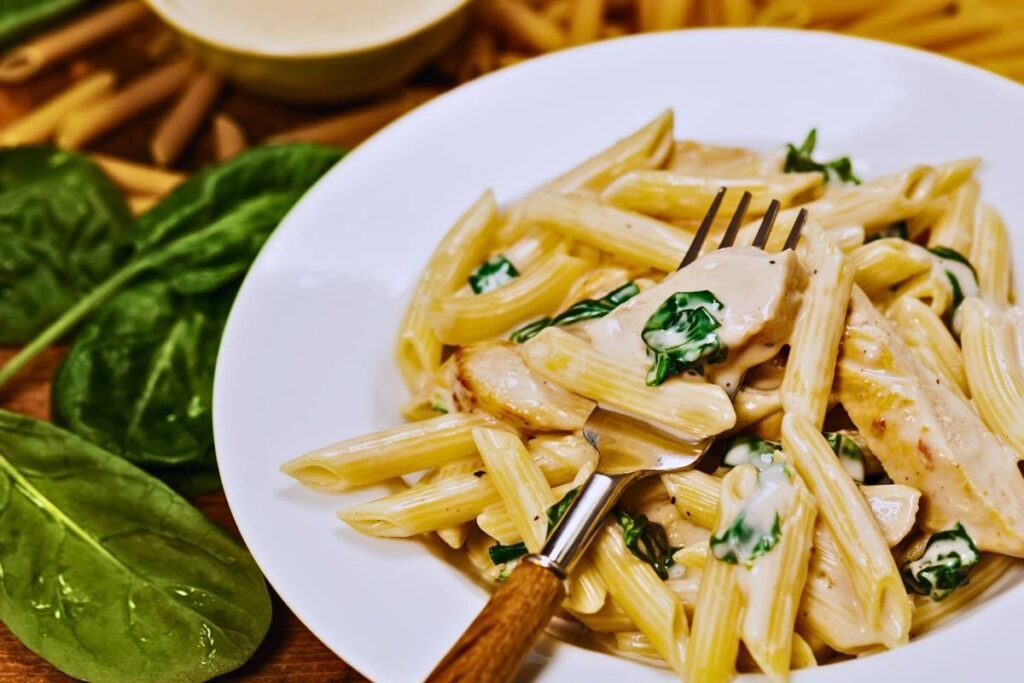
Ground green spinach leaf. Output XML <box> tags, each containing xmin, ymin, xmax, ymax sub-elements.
<box><xmin>52</xmin><ymin>282</ymin><xmax>233</xmax><ymax>491</ymax></box>
<box><xmin>0</xmin><ymin>410</ymin><xmax>271</xmax><ymax>682</ymax></box>
<box><xmin>510</xmin><ymin>281</ymin><xmax>639</xmax><ymax>343</ymax></box>
<box><xmin>721</xmin><ymin>434</ymin><xmax>779</xmax><ymax>470</ymax></box>
<box><xmin>468</xmin><ymin>255</ymin><xmax>518</xmax><ymax>294</ymax></box>
<box><xmin>784</xmin><ymin>128</ymin><xmax>860</xmax><ymax>185</ymax></box>
<box><xmin>825</xmin><ymin>431</ymin><xmax>867</xmax><ymax>484</ymax></box>
<box><xmin>902</xmin><ymin>523</ymin><xmax>980</xmax><ymax>601</ymax></box>
<box><xmin>641</xmin><ymin>290</ymin><xmax>727</xmax><ymax>386</ymax></box>
<box><xmin>615</xmin><ymin>509</ymin><xmax>678</xmax><ymax>580</ymax></box>
<box><xmin>41</xmin><ymin>144</ymin><xmax>343</xmax><ymax>492</ymax></box>
<box><xmin>0</xmin><ymin>147</ymin><xmax>133</xmax><ymax>345</ymax></box>
<box><xmin>0</xmin><ymin>0</ymin><xmax>92</xmax><ymax>45</ymax></box>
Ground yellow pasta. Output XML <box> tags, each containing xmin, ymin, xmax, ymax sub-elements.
<box><xmin>522</xmin><ymin>327</ymin><xmax>736</xmax><ymax>441</ymax></box>
<box><xmin>970</xmin><ymin>204</ymin><xmax>1012</xmax><ymax>304</ymax></box>
<box><xmin>543</xmin><ymin>110</ymin><xmax>674</xmax><ymax>194</ymax></box>
<box><xmin>57</xmin><ymin>58</ymin><xmax>195</xmax><ymax>149</ymax></box>
<box><xmin>150</xmin><ymin>69</ymin><xmax>223</xmax><ymax>167</ymax></box>
<box><xmin>396</xmin><ymin>191</ymin><xmax>497</xmax><ymax>389</ymax></box>
<box><xmin>781</xmin><ymin>222</ymin><xmax>854</xmax><ymax>428</ymax></box>
<box><xmin>281</xmin><ymin>412</ymin><xmax>500</xmax><ymax>491</ymax></box>
<box><xmin>522</xmin><ymin>191</ymin><xmax>694</xmax><ymax>271</ymax></box>
<box><xmin>91</xmin><ymin>154</ymin><xmax>186</xmax><ymax>196</ymax></box>
<box><xmin>213</xmin><ymin>114</ymin><xmax>248</xmax><ymax>161</ymax></box>
<box><xmin>928</xmin><ymin>178</ymin><xmax>978</xmax><ymax>254</ymax></box>
<box><xmin>0</xmin><ymin>1</ymin><xmax>147</xmax><ymax>83</ymax></box>
<box><xmin>593</xmin><ymin>521</ymin><xmax>688</xmax><ymax>676</ymax></box>
<box><xmin>961</xmin><ymin>300</ymin><xmax>1024</xmax><ymax>454</ymax></box>
<box><xmin>473</xmin><ymin>428</ymin><xmax>555</xmax><ymax>551</ymax></box>
<box><xmin>422</xmin><ymin>459</ymin><xmax>482</xmax><ymax>549</ymax></box>
<box><xmin>478</xmin><ymin>0</ymin><xmax>567</xmax><ymax>52</ymax></box>
<box><xmin>849</xmin><ymin>238</ymin><xmax>934</xmax><ymax>298</ymax></box>
<box><xmin>430</xmin><ymin>247</ymin><xmax>590</xmax><ymax>345</ymax></box>
<box><xmin>0</xmin><ymin>71</ymin><xmax>115</xmax><ymax>146</ymax></box>
<box><xmin>912</xmin><ymin>555</ymin><xmax>1017</xmax><ymax>636</ymax></box>
<box><xmin>782</xmin><ymin>414</ymin><xmax>912</xmax><ymax>647</ymax></box>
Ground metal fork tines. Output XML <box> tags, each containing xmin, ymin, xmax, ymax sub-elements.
<box><xmin>678</xmin><ymin>187</ymin><xmax>807</xmax><ymax>270</ymax></box>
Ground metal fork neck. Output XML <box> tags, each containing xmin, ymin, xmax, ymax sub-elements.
<box><xmin>538</xmin><ymin>470</ymin><xmax>640</xmax><ymax>573</ymax></box>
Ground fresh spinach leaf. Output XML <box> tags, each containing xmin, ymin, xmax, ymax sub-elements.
<box><xmin>0</xmin><ymin>0</ymin><xmax>92</xmax><ymax>45</ymax></box>
<box><xmin>52</xmin><ymin>281</ymin><xmax>233</xmax><ymax>491</ymax></box>
<box><xmin>0</xmin><ymin>410</ymin><xmax>271</xmax><ymax>682</ymax></box>
<box><xmin>711</xmin><ymin>510</ymin><xmax>781</xmax><ymax>565</ymax></box>
<box><xmin>641</xmin><ymin>290</ymin><xmax>727</xmax><ymax>386</ymax></box>
<box><xmin>468</xmin><ymin>255</ymin><xmax>518</xmax><ymax>294</ymax></box>
<box><xmin>39</xmin><ymin>145</ymin><xmax>343</xmax><ymax>492</ymax></box>
<box><xmin>615</xmin><ymin>509</ymin><xmax>678</xmax><ymax>580</ymax></box>
<box><xmin>784</xmin><ymin>128</ymin><xmax>860</xmax><ymax>185</ymax></box>
<box><xmin>510</xmin><ymin>281</ymin><xmax>639</xmax><ymax>343</ymax></box>
<box><xmin>902</xmin><ymin>523</ymin><xmax>980</xmax><ymax>601</ymax></box>
<box><xmin>0</xmin><ymin>147</ymin><xmax>133</xmax><ymax>345</ymax></box>
<box><xmin>1</xmin><ymin>144</ymin><xmax>343</xmax><ymax>391</ymax></box>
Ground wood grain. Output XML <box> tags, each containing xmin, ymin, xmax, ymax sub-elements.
<box><xmin>427</xmin><ymin>559</ymin><xmax>565</xmax><ymax>683</ymax></box>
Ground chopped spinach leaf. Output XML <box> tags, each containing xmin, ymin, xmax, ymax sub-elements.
<box><xmin>902</xmin><ymin>523</ymin><xmax>980</xmax><ymax>601</ymax></box>
<box><xmin>929</xmin><ymin>246</ymin><xmax>979</xmax><ymax>311</ymax></box>
<box><xmin>510</xmin><ymin>281</ymin><xmax>640</xmax><ymax>343</ymax></box>
<box><xmin>468</xmin><ymin>254</ymin><xmax>519</xmax><ymax>294</ymax></box>
<box><xmin>866</xmin><ymin>221</ymin><xmax>909</xmax><ymax>243</ymax></box>
<box><xmin>784</xmin><ymin>128</ymin><xmax>860</xmax><ymax>185</ymax></box>
<box><xmin>641</xmin><ymin>290</ymin><xmax>727</xmax><ymax>386</ymax></box>
<box><xmin>825</xmin><ymin>431</ymin><xmax>867</xmax><ymax>484</ymax></box>
<box><xmin>488</xmin><ymin>486</ymin><xmax>581</xmax><ymax>566</ymax></box>
<box><xmin>721</xmin><ymin>434</ymin><xmax>779</xmax><ymax>471</ymax></box>
<box><xmin>711</xmin><ymin>510</ymin><xmax>782</xmax><ymax>565</ymax></box>
<box><xmin>510</xmin><ymin>317</ymin><xmax>553</xmax><ymax>343</ymax></box>
<box><xmin>710</xmin><ymin>461</ymin><xmax>790</xmax><ymax>565</ymax></box>
<box><xmin>615</xmin><ymin>510</ymin><xmax>678</xmax><ymax>580</ymax></box>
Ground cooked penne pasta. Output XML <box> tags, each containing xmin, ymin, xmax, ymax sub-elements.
<box><xmin>970</xmin><ymin>204</ymin><xmax>1012</xmax><ymax>304</ymax></box>
<box><xmin>849</xmin><ymin>238</ymin><xmax>933</xmax><ymax>298</ymax></box>
<box><xmin>150</xmin><ymin>69</ymin><xmax>223</xmax><ymax>166</ymax></box>
<box><xmin>928</xmin><ymin>178</ymin><xmax>978</xmax><ymax>254</ymax></box>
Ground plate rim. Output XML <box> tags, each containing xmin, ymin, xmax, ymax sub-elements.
<box><xmin>213</xmin><ymin>27</ymin><xmax>1024</xmax><ymax>682</ymax></box>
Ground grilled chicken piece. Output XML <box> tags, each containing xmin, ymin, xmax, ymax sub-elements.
<box><xmin>838</xmin><ymin>288</ymin><xmax>1024</xmax><ymax>556</ymax></box>
<box><xmin>584</xmin><ymin>246</ymin><xmax>806</xmax><ymax>391</ymax></box>
<box><xmin>453</xmin><ymin>341</ymin><xmax>595</xmax><ymax>432</ymax></box>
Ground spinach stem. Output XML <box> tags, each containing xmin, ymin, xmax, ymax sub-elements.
<box><xmin>0</xmin><ymin>263</ymin><xmax>142</xmax><ymax>391</ymax></box>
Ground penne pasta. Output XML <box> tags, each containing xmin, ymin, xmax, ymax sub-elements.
<box><xmin>782</xmin><ymin>414</ymin><xmax>912</xmax><ymax>648</ymax></box>
<box><xmin>0</xmin><ymin>2</ymin><xmax>148</xmax><ymax>83</ymax></box>
<box><xmin>57</xmin><ymin>58</ymin><xmax>195</xmax><ymax>149</ymax></box>
<box><xmin>91</xmin><ymin>154</ymin><xmax>186</xmax><ymax>196</ymax></box>
<box><xmin>522</xmin><ymin>327</ymin><xmax>736</xmax><ymax>441</ymax></box>
<box><xmin>522</xmin><ymin>191</ymin><xmax>694</xmax><ymax>271</ymax></box>
<box><xmin>0</xmin><ymin>71</ymin><xmax>115</xmax><ymax>146</ymax></box>
<box><xmin>970</xmin><ymin>204</ymin><xmax>1012</xmax><ymax>304</ymax></box>
<box><xmin>429</xmin><ymin>247</ymin><xmax>591</xmax><ymax>345</ymax></box>
<box><xmin>478</xmin><ymin>0</ymin><xmax>567</xmax><ymax>52</ymax></box>
<box><xmin>849</xmin><ymin>238</ymin><xmax>933</xmax><ymax>298</ymax></box>
<box><xmin>213</xmin><ymin>114</ymin><xmax>248</xmax><ymax>161</ymax></box>
<box><xmin>281</xmin><ymin>412</ymin><xmax>501</xmax><ymax>491</ymax></box>
<box><xmin>927</xmin><ymin>178</ymin><xmax>978</xmax><ymax>254</ymax></box>
<box><xmin>150</xmin><ymin>69</ymin><xmax>224</xmax><ymax>166</ymax></box>
<box><xmin>781</xmin><ymin>222</ymin><xmax>854</xmax><ymax>428</ymax></box>
<box><xmin>396</xmin><ymin>191</ymin><xmax>497</xmax><ymax>389</ymax></box>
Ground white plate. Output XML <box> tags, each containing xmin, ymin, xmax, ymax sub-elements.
<box><xmin>214</xmin><ymin>29</ymin><xmax>1024</xmax><ymax>682</ymax></box>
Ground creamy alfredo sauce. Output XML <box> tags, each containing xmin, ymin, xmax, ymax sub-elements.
<box><xmin>584</xmin><ymin>246</ymin><xmax>804</xmax><ymax>390</ymax></box>
<box><xmin>162</xmin><ymin>0</ymin><xmax>462</xmax><ymax>53</ymax></box>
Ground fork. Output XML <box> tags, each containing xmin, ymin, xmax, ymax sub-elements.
<box><xmin>427</xmin><ymin>189</ymin><xmax>807</xmax><ymax>683</ymax></box>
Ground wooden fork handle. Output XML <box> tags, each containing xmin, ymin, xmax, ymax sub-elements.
<box><xmin>426</xmin><ymin>557</ymin><xmax>565</xmax><ymax>683</ymax></box>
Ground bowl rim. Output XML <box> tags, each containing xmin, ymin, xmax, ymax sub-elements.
<box><xmin>142</xmin><ymin>0</ymin><xmax>471</xmax><ymax>60</ymax></box>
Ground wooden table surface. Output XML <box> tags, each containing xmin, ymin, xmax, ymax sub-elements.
<box><xmin>0</xmin><ymin>11</ymin><xmax>391</xmax><ymax>683</ymax></box>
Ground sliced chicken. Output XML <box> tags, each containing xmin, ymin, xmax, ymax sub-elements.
<box><xmin>584</xmin><ymin>246</ymin><xmax>806</xmax><ymax>391</ymax></box>
<box><xmin>453</xmin><ymin>341</ymin><xmax>595</xmax><ymax>432</ymax></box>
<box><xmin>838</xmin><ymin>288</ymin><xmax>1024</xmax><ymax>556</ymax></box>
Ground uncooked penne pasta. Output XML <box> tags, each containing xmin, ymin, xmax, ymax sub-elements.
<box><xmin>150</xmin><ymin>69</ymin><xmax>223</xmax><ymax>167</ymax></box>
<box><xmin>91</xmin><ymin>154</ymin><xmax>186</xmax><ymax>196</ymax></box>
<box><xmin>57</xmin><ymin>58</ymin><xmax>195</xmax><ymax>149</ymax></box>
<box><xmin>213</xmin><ymin>114</ymin><xmax>248</xmax><ymax>161</ymax></box>
<box><xmin>478</xmin><ymin>0</ymin><xmax>566</xmax><ymax>52</ymax></box>
<box><xmin>0</xmin><ymin>71</ymin><xmax>115</xmax><ymax>146</ymax></box>
<box><xmin>0</xmin><ymin>2</ymin><xmax>148</xmax><ymax>83</ymax></box>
